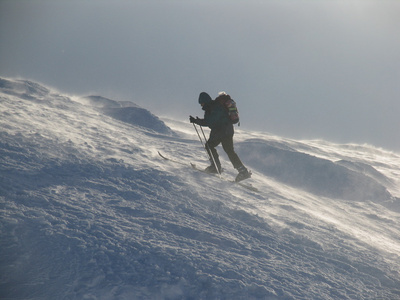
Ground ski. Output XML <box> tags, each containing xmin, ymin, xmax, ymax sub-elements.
<box><xmin>158</xmin><ymin>151</ymin><xmax>187</xmax><ymax>166</ymax></box>
<box><xmin>158</xmin><ymin>151</ymin><xmax>259</xmax><ymax>193</ymax></box>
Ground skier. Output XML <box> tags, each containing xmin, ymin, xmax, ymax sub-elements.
<box><xmin>189</xmin><ymin>92</ymin><xmax>251</xmax><ymax>182</ymax></box>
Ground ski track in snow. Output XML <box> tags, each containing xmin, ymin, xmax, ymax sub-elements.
<box><xmin>1</xmin><ymin>78</ymin><xmax>400</xmax><ymax>299</ymax></box>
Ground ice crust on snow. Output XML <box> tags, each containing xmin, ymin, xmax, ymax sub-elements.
<box><xmin>1</xmin><ymin>78</ymin><xmax>400</xmax><ymax>299</ymax></box>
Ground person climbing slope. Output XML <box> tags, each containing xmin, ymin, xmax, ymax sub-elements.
<box><xmin>190</xmin><ymin>92</ymin><xmax>251</xmax><ymax>182</ymax></box>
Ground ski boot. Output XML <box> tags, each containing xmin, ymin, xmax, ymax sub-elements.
<box><xmin>204</xmin><ymin>163</ymin><xmax>222</xmax><ymax>174</ymax></box>
<box><xmin>235</xmin><ymin>166</ymin><xmax>251</xmax><ymax>182</ymax></box>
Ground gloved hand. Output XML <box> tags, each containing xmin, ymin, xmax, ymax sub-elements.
<box><xmin>189</xmin><ymin>115</ymin><xmax>199</xmax><ymax>124</ymax></box>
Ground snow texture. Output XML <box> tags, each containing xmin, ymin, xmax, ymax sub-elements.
<box><xmin>1</xmin><ymin>78</ymin><xmax>400</xmax><ymax>299</ymax></box>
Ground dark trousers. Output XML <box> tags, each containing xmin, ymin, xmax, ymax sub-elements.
<box><xmin>206</xmin><ymin>134</ymin><xmax>243</xmax><ymax>169</ymax></box>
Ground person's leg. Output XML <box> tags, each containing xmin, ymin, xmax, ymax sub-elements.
<box><xmin>221</xmin><ymin>136</ymin><xmax>251</xmax><ymax>182</ymax></box>
<box><xmin>221</xmin><ymin>136</ymin><xmax>243</xmax><ymax>169</ymax></box>
<box><xmin>205</xmin><ymin>137</ymin><xmax>222</xmax><ymax>172</ymax></box>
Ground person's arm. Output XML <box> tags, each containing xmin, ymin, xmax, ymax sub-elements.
<box><xmin>189</xmin><ymin>115</ymin><xmax>207</xmax><ymax>126</ymax></box>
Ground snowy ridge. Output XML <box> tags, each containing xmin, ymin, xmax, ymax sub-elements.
<box><xmin>236</xmin><ymin>139</ymin><xmax>393</xmax><ymax>202</ymax></box>
<box><xmin>77</xmin><ymin>95</ymin><xmax>174</xmax><ymax>136</ymax></box>
<box><xmin>1</xmin><ymin>78</ymin><xmax>400</xmax><ymax>299</ymax></box>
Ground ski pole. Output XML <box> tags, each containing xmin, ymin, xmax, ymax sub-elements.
<box><xmin>193</xmin><ymin>123</ymin><xmax>221</xmax><ymax>177</ymax></box>
<box><xmin>192</xmin><ymin>123</ymin><xmax>209</xmax><ymax>159</ymax></box>
<box><xmin>199</xmin><ymin>126</ymin><xmax>209</xmax><ymax>149</ymax></box>
<box><xmin>200</xmin><ymin>126</ymin><xmax>222</xmax><ymax>176</ymax></box>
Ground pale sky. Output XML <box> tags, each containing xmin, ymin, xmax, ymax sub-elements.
<box><xmin>1</xmin><ymin>0</ymin><xmax>399</xmax><ymax>150</ymax></box>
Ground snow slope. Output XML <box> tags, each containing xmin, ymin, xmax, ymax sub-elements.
<box><xmin>1</xmin><ymin>78</ymin><xmax>400</xmax><ymax>299</ymax></box>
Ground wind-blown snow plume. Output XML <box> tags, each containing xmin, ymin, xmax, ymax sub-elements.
<box><xmin>1</xmin><ymin>78</ymin><xmax>399</xmax><ymax>299</ymax></box>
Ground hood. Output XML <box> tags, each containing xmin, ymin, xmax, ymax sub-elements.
<box><xmin>198</xmin><ymin>92</ymin><xmax>212</xmax><ymax>104</ymax></box>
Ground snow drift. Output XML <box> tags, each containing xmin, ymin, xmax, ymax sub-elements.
<box><xmin>237</xmin><ymin>139</ymin><xmax>393</xmax><ymax>202</ymax></box>
<box><xmin>1</xmin><ymin>78</ymin><xmax>400</xmax><ymax>299</ymax></box>
<box><xmin>78</xmin><ymin>95</ymin><xmax>174</xmax><ymax>135</ymax></box>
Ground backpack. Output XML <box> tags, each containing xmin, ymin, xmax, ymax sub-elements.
<box><xmin>215</xmin><ymin>92</ymin><xmax>240</xmax><ymax>125</ymax></box>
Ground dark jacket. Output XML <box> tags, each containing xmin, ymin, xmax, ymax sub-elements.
<box><xmin>197</xmin><ymin>100</ymin><xmax>234</xmax><ymax>139</ymax></box>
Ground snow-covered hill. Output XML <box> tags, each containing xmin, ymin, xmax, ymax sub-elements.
<box><xmin>1</xmin><ymin>78</ymin><xmax>400</xmax><ymax>299</ymax></box>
